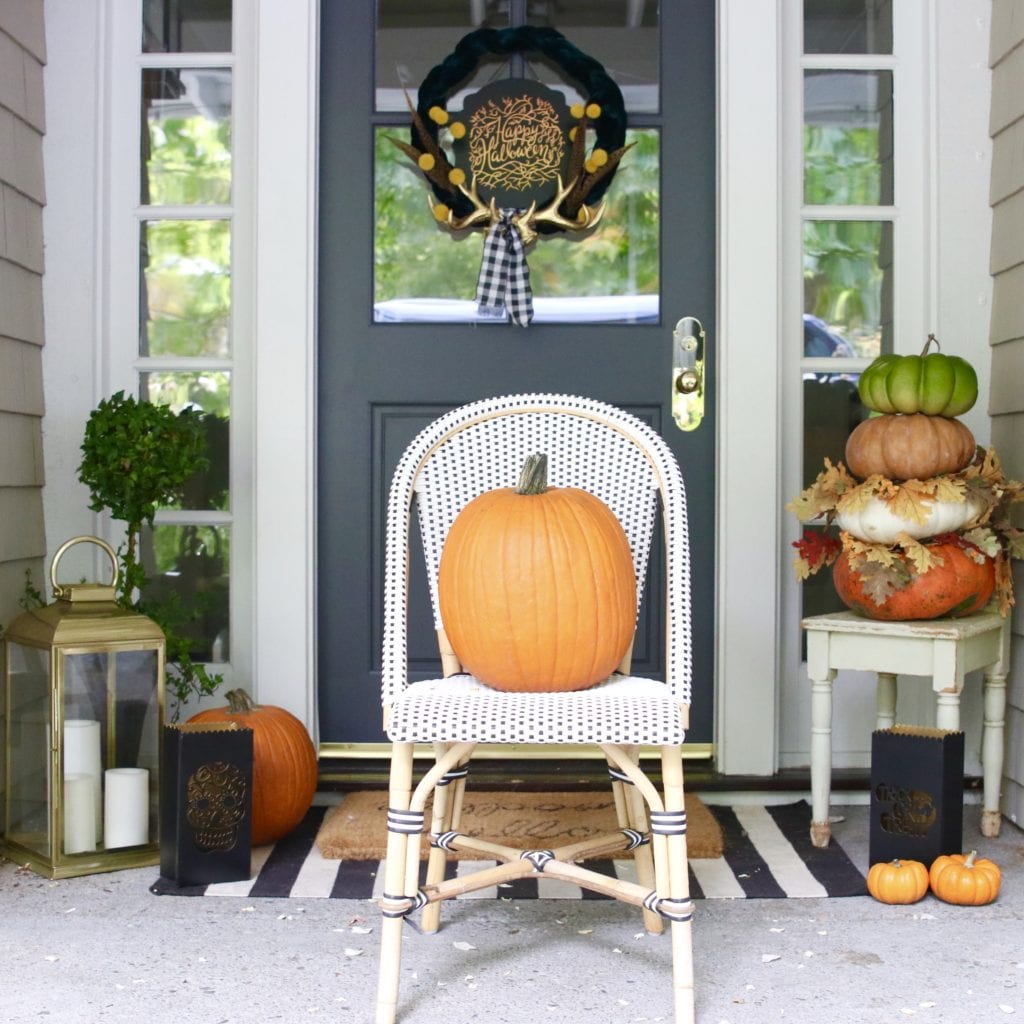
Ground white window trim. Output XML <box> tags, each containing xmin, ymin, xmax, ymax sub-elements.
<box><xmin>777</xmin><ymin>0</ymin><xmax>995</xmax><ymax>774</ymax></box>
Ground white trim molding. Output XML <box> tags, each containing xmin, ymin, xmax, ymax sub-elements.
<box><xmin>715</xmin><ymin>0</ymin><xmax>783</xmax><ymax>775</ymax></box>
<box><xmin>251</xmin><ymin>0</ymin><xmax>320</xmax><ymax>732</ymax></box>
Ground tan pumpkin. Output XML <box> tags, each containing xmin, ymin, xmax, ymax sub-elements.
<box><xmin>866</xmin><ymin>858</ymin><xmax>930</xmax><ymax>904</ymax></box>
<box><xmin>188</xmin><ymin>688</ymin><xmax>318</xmax><ymax>846</ymax></box>
<box><xmin>929</xmin><ymin>850</ymin><xmax>1001</xmax><ymax>905</ymax></box>
<box><xmin>845</xmin><ymin>413</ymin><xmax>976</xmax><ymax>481</ymax></box>
<box><xmin>438</xmin><ymin>453</ymin><xmax>637</xmax><ymax>692</ymax></box>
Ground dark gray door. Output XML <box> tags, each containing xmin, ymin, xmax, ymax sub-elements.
<box><xmin>318</xmin><ymin>1</ymin><xmax>716</xmax><ymax>746</ymax></box>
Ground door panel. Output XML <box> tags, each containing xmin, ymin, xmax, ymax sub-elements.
<box><xmin>318</xmin><ymin>1</ymin><xmax>716</xmax><ymax>745</ymax></box>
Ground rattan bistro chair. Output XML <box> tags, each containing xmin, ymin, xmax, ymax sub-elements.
<box><xmin>374</xmin><ymin>394</ymin><xmax>696</xmax><ymax>1024</ymax></box>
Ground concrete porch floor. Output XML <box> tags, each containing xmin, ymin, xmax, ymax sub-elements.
<box><xmin>2</xmin><ymin>800</ymin><xmax>1022</xmax><ymax>1024</ymax></box>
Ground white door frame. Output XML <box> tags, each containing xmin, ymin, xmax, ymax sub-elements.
<box><xmin>248</xmin><ymin>0</ymin><xmax>782</xmax><ymax>773</ymax></box>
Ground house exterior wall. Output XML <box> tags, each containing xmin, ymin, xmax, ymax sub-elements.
<box><xmin>989</xmin><ymin>0</ymin><xmax>1024</xmax><ymax>828</ymax></box>
<box><xmin>0</xmin><ymin>1</ymin><xmax>47</xmax><ymax>629</ymax></box>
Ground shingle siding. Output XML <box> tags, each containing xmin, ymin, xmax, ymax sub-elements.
<box><xmin>989</xmin><ymin>2</ymin><xmax>1024</xmax><ymax>828</ymax></box>
<box><xmin>0</xmin><ymin>1</ymin><xmax>46</xmax><ymax>630</ymax></box>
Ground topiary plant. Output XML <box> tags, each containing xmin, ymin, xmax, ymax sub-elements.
<box><xmin>78</xmin><ymin>390</ymin><xmax>223</xmax><ymax>716</ymax></box>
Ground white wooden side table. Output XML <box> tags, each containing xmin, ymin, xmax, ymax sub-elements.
<box><xmin>801</xmin><ymin>610</ymin><xmax>1010</xmax><ymax>849</ymax></box>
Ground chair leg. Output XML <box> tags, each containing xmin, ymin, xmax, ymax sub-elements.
<box><xmin>660</xmin><ymin>744</ymin><xmax>695</xmax><ymax>1024</ymax></box>
<box><xmin>421</xmin><ymin>744</ymin><xmax>468</xmax><ymax>933</ymax></box>
<box><xmin>611</xmin><ymin>746</ymin><xmax>662</xmax><ymax>934</ymax></box>
<box><xmin>375</xmin><ymin>742</ymin><xmax>417</xmax><ymax>1024</ymax></box>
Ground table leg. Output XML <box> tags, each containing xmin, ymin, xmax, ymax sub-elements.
<box><xmin>809</xmin><ymin>673</ymin><xmax>835</xmax><ymax>848</ymax></box>
<box><xmin>981</xmin><ymin>667</ymin><xmax>1007</xmax><ymax>838</ymax></box>
<box><xmin>875</xmin><ymin>672</ymin><xmax>897</xmax><ymax>730</ymax></box>
<box><xmin>935</xmin><ymin>691</ymin><xmax>961</xmax><ymax>732</ymax></box>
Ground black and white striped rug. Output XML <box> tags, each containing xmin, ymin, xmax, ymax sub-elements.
<box><xmin>151</xmin><ymin>801</ymin><xmax>867</xmax><ymax>901</ymax></box>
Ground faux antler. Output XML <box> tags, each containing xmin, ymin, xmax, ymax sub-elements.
<box><xmin>512</xmin><ymin>174</ymin><xmax>605</xmax><ymax>246</ymax></box>
<box><xmin>429</xmin><ymin>176</ymin><xmax>496</xmax><ymax>232</ymax></box>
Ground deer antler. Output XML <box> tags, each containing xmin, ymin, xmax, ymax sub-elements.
<box><xmin>428</xmin><ymin>176</ymin><xmax>497</xmax><ymax>232</ymax></box>
<box><xmin>513</xmin><ymin>175</ymin><xmax>606</xmax><ymax>246</ymax></box>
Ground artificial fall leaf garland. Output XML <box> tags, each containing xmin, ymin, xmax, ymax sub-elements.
<box><xmin>788</xmin><ymin>446</ymin><xmax>1024</xmax><ymax>615</ymax></box>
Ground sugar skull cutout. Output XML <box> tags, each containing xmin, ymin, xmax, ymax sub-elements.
<box><xmin>186</xmin><ymin>760</ymin><xmax>247</xmax><ymax>852</ymax></box>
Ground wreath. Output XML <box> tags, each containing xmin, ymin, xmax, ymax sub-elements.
<box><xmin>393</xmin><ymin>25</ymin><xmax>630</xmax><ymax>229</ymax></box>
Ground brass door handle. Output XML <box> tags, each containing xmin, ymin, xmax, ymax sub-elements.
<box><xmin>672</xmin><ymin>317</ymin><xmax>706</xmax><ymax>431</ymax></box>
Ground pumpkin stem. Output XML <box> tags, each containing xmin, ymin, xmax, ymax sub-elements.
<box><xmin>225</xmin><ymin>688</ymin><xmax>258</xmax><ymax>714</ymax></box>
<box><xmin>922</xmin><ymin>333</ymin><xmax>940</xmax><ymax>355</ymax></box>
<box><xmin>516</xmin><ymin>453</ymin><xmax>549</xmax><ymax>496</ymax></box>
<box><xmin>964</xmin><ymin>849</ymin><xmax>978</xmax><ymax>868</ymax></box>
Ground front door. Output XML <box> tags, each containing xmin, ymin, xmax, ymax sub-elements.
<box><xmin>318</xmin><ymin>1</ymin><xmax>716</xmax><ymax>748</ymax></box>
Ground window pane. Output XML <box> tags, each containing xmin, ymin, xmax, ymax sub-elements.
<box><xmin>140</xmin><ymin>220</ymin><xmax>231</xmax><ymax>358</ymax></box>
<box><xmin>803</xmin><ymin>0</ymin><xmax>892</xmax><ymax>55</ymax></box>
<box><xmin>140</xmin><ymin>370</ymin><xmax>230</xmax><ymax>512</ymax></box>
<box><xmin>142</xmin><ymin>68</ymin><xmax>232</xmax><ymax>206</ymax></box>
<box><xmin>801</xmin><ymin>373</ymin><xmax>869</xmax><ymax>619</ymax></box>
<box><xmin>375</xmin><ymin>2</ymin><xmax>656</xmax><ymax>116</ymax></box>
<box><xmin>530</xmin><ymin>3</ymin><xmax>659</xmax><ymax>114</ymax></box>
<box><xmin>375</xmin><ymin>0</ymin><xmax>510</xmax><ymax>112</ymax></box>
<box><xmin>144</xmin><ymin>0</ymin><xmax>232</xmax><ymax>53</ymax></box>
<box><xmin>141</xmin><ymin>524</ymin><xmax>230</xmax><ymax>663</ymax></box>
<box><xmin>803</xmin><ymin>220</ymin><xmax>893</xmax><ymax>359</ymax></box>
<box><xmin>373</xmin><ymin>126</ymin><xmax>658</xmax><ymax>323</ymax></box>
<box><xmin>804</xmin><ymin>71</ymin><xmax>893</xmax><ymax>205</ymax></box>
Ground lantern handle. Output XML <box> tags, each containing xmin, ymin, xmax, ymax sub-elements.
<box><xmin>50</xmin><ymin>535</ymin><xmax>120</xmax><ymax>599</ymax></box>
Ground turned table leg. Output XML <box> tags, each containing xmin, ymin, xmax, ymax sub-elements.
<box><xmin>809</xmin><ymin>671</ymin><xmax>836</xmax><ymax>848</ymax></box>
<box><xmin>981</xmin><ymin>666</ymin><xmax>1007</xmax><ymax>838</ymax></box>
<box><xmin>875</xmin><ymin>672</ymin><xmax>897</xmax><ymax>730</ymax></box>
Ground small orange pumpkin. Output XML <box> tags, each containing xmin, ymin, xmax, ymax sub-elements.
<box><xmin>832</xmin><ymin>539</ymin><xmax>995</xmax><ymax>621</ymax></box>
<box><xmin>438</xmin><ymin>453</ymin><xmax>637</xmax><ymax>692</ymax></box>
<box><xmin>844</xmin><ymin>413</ymin><xmax>976</xmax><ymax>481</ymax></box>
<box><xmin>188</xmin><ymin>688</ymin><xmax>317</xmax><ymax>846</ymax></box>
<box><xmin>866</xmin><ymin>858</ymin><xmax>930</xmax><ymax>904</ymax></box>
<box><xmin>929</xmin><ymin>850</ymin><xmax>1001</xmax><ymax>905</ymax></box>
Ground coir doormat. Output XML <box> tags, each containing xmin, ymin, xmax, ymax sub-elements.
<box><xmin>151</xmin><ymin>799</ymin><xmax>867</xmax><ymax>900</ymax></box>
<box><xmin>316</xmin><ymin>790</ymin><xmax>724</xmax><ymax>861</ymax></box>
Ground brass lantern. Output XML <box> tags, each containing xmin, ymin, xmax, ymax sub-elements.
<box><xmin>1</xmin><ymin>536</ymin><xmax>165</xmax><ymax>878</ymax></box>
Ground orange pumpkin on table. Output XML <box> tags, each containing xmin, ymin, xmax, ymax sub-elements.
<box><xmin>832</xmin><ymin>538</ymin><xmax>995</xmax><ymax>621</ymax></box>
<box><xmin>188</xmin><ymin>688</ymin><xmax>317</xmax><ymax>846</ymax></box>
<box><xmin>438</xmin><ymin>453</ymin><xmax>637</xmax><ymax>692</ymax></box>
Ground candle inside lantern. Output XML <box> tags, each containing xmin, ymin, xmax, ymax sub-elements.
<box><xmin>103</xmin><ymin>768</ymin><xmax>150</xmax><ymax>849</ymax></box>
<box><xmin>63</xmin><ymin>719</ymin><xmax>102</xmax><ymax>839</ymax></box>
<box><xmin>63</xmin><ymin>773</ymin><xmax>97</xmax><ymax>854</ymax></box>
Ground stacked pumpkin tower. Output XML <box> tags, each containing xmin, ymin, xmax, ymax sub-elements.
<box><xmin>790</xmin><ymin>335</ymin><xmax>1024</xmax><ymax>620</ymax></box>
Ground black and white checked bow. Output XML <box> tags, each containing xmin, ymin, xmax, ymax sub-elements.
<box><xmin>475</xmin><ymin>209</ymin><xmax>534</xmax><ymax>326</ymax></box>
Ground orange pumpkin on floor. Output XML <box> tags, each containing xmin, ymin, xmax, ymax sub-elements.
<box><xmin>438</xmin><ymin>453</ymin><xmax>637</xmax><ymax>692</ymax></box>
<box><xmin>866</xmin><ymin>858</ymin><xmax>929</xmax><ymax>904</ymax></box>
<box><xmin>188</xmin><ymin>688</ymin><xmax>317</xmax><ymax>845</ymax></box>
<box><xmin>929</xmin><ymin>850</ymin><xmax>1001</xmax><ymax>905</ymax></box>
<box><xmin>832</xmin><ymin>539</ymin><xmax>995</xmax><ymax>621</ymax></box>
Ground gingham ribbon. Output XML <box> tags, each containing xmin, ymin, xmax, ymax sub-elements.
<box><xmin>476</xmin><ymin>209</ymin><xmax>533</xmax><ymax>326</ymax></box>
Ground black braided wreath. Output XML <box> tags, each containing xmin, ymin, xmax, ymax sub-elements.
<box><xmin>408</xmin><ymin>26</ymin><xmax>628</xmax><ymax>227</ymax></box>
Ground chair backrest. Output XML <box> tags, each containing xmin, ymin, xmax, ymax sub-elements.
<box><xmin>382</xmin><ymin>394</ymin><xmax>692</xmax><ymax>705</ymax></box>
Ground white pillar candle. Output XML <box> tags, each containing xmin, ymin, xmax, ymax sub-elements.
<box><xmin>63</xmin><ymin>719</ymin><xmax>102</xmax><ymax>838</ymax></box>
<box><xmin>63</xmin><ymin>773</ymin><xmax>97</xmax><ymax>854</ymax></box>
<box><xmin>103</xmin><ymin>768</ymin><xmax>150</xmax><ymax>849</ymax></box>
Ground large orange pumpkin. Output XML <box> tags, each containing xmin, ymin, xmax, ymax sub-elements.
<box><xmin>832</xmin><ymin>540</ymin><xmax>995</xmax><ymax>621</ymax></box>
<box><xmin>188</xmin><ymin>688</ymin><xmax>317</xmax><ymax>845</ymax></box>
<box><xmin>845</xmin><ymin>413</ymin><xmax>976</xmax><ymax>481</ymax></box>
<box><xmin>437</xmin><ymin>453</ymin><xmax>637</xmax><ymax>692</ymax></box>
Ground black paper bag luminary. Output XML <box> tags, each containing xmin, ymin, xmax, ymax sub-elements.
<box><xmin>160</xmin><ymin>722</ymin><xmax>253</xmax><ymax>885</ymax></box>
<box><xmin>869</xmin><ymin>726</ymin><xmax>965</xmax><ymax>865</ymax></box>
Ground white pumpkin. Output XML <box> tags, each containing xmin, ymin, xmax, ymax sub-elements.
<box><xmin>835</xmin><ymin>494</ymin><xmax>986</xmax><ymax>545</ymax></box>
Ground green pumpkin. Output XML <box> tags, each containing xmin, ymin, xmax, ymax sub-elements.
<box><xmin>858</xmin><ymin>335</ymin><xmax>978</xmax><ymax>417</ymax></box>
